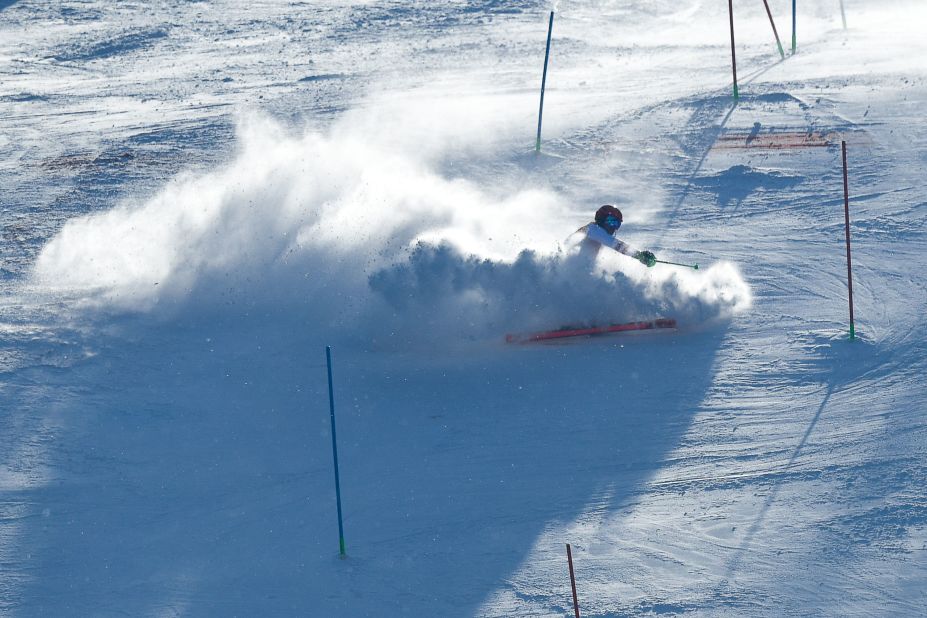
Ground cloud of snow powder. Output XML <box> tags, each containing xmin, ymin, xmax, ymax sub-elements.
<box><xmin>31</xmin><ymin>92</ymin><xmax>750</xmax><ymax>344</ymax></box>
<box><xmin>367</xmin><ymin>242</ymin><xmax>750</xmax><ymax>344</ymax></box>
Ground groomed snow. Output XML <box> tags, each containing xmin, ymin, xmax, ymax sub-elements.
<box><xmin>1</xmin><ymin>1</ymin><xmax>925</xmax><ymax>615</ymax></box>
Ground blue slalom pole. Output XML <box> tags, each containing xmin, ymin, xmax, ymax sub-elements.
<box><xmin>791</xmin><ymin>0</ymin><xmax>797</xmax><ymax>54</ymax></box>
<box><xmin>326</xmin><ymin>346</ymin><xmax>346</xmax><ymax>557</ymax></box>
<box><xmin>535</xmin><ymin>11</ymin><xmax>554</xmax><ymax>152</ymax></box>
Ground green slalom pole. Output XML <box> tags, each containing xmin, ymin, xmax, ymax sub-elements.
<box><xmin>655</xmin><ymin>259</ymin><xmax>699</xmax><ymax>270</ymax></box>
<box><xmin>536</xmin><ymin>11</ymin><xmax>554</xmax><ymax>153</ymax></box>
<box><xmin>326</xmin><ymin>346</ymin><xmax>347</xmax><ymax>557</ymax></box>
<box><xmin>842</xmin><ymin>141</ymin><xmax>856</xmax><ymax>340</ymax></box>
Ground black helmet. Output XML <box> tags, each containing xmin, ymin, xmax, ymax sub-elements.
<box><xmin>594</xmin><ymin>205</ymin><xmax>623</xmax><ymax>233</ymax></box>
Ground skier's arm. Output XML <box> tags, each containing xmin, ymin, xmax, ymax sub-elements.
<box><xmin>583</xmin><ymin>223</ymin><xmax>658</xmax><ymax>267</ymax></box>
<box><xmin>584</xmin><ymin>224</ymin><xmax>638</xmax><ymax>256</ymax></box>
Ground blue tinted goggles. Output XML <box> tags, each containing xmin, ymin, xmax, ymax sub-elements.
<box><xmin>606</xmin><ymin>215</ymin><xmax>622</xmax><ymax>229</ymax></box>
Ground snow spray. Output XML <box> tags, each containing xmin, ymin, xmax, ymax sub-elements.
<box><xmin>727</xmin><ymin>0</ymin><xmax>739</xmax><ymax>99</ymax></box>
<box><xmin>762</xmin><ymin>0</ymin><xmax>786</xmax><ymax>60</ymax></box>
<box><xmin>326</xmin><ymin>346</ymin><xmax>347</xmax><ymax>557</ymax></box>
<box><xmin>536</xmin><ymin>11</ymin><xmax>554</xmax><ymax>152</ymax></box>
<box><xmin>31</xmin><ymin>108</ymin><xmax>750</xmax><ymax>340</ymax></box>
<box><xmin>566</xmin><ymin>543</ymin><xmax>581</xmax><ymax>618</ymax></box>
<box><xmin>841</xmin><ymin>141</ymin><xmax>856</xmax><ymax>340</ymax></box>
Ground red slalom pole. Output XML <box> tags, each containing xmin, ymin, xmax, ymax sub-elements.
<box><xmin>728</xmin><ymin>0</ymin><xmax>739</xmax><ymax>99</ymax></box>
<box><xmin>762</xmin><ymin>0</ymin><xmax>786</xmax><ymax>59</ymax></box>
<box><xmin>842</xmin><ymin>140</ymin><xmax>856</xmax><ymax>340</ymax></box>
<box><xmin>566</xmin><ymin>543</ymin><xmax>580</xmax><ymax>618</ymax></box>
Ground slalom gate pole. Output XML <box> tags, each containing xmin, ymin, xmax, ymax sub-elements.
<box><xmin>792</xmin><ymin>0</ymin><xmax>797</xmax><ymax>54</ymax></box>
<box><xmin>841</xmin><ymin>141</ymin><xmax>856</xmax><ymax>340</ymax></box>
<box><xmin>566</xmin><ymin>544</ymin><xmax>581</xmax><ymax>618</ymax></box>
<box><xmin>727</xmin><ymin>0</ymin><xmax>739</xmax><ymax>99</ymax></box>
<box><xmin>536</xmin><ymin>11</ymin><xmax>554</xmax><ymax>153</ymax></box>
<box><xmin>655</xmin><ymin>259</ymin><xmax>700</xmax><ymax>270</ymax></box>
<box><xmin>839</xmin><ymin>0</ymin><xmax>847</xmax><ymax>30</ymax></box>
<box><xmin>326</xmin><ymin>346</ymin><xmax>347</xmax><ymax>557</ymax></box>
<box><xmin>762</xmin><ymin>0</ymin><xmax>786</xmax><ymax>59</ymax></box>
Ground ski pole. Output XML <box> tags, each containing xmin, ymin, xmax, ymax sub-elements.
<box><xmin>655</xmin><ymin>259</ymin><xmax>699</xmax><ymax>270</ymax></box>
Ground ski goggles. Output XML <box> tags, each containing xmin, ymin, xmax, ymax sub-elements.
<box><xmin>606</xmin><ymin>215</ymin><xmax>622</xmax><ymax>229</ymax></box>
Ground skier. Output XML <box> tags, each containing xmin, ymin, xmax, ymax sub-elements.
<box><xmin>572</xmin><ymin>205</ymin><xmax>657</xmax><ymax>266</ymax></box>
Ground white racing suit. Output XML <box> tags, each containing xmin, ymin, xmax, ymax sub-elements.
<box><xmin>568</xmin><ymin>222</ymin><xmax>639</xmax><ymax>260</ymax></box>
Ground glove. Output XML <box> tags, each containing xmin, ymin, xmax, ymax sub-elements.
<box><xmin>634</xmin><ymin>250</ymin><xmax>656</xmax><ymax>267</ymax></box>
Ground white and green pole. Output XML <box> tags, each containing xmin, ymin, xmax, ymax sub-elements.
<box><xmin>536</xmin><ymin>11</ymin><xmax>554</xmax><ymax>152</ymax></box>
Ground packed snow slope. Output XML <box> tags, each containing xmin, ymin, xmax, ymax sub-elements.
<box><xmin>1</xmin><ymin>1</ymin><xmax>925</xmax><ymax>616</ymax></box>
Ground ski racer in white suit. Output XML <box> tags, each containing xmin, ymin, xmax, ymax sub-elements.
<box><xmin>572</xmin><ymin>205</ymin><xmax>657</xmax><ymax>266</ymax></box>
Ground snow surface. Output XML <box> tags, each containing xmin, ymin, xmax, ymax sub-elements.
<box><xmin>2</xmin><ymin>0</ymin><xmax>926</xmax><ymax>615</ymax></box>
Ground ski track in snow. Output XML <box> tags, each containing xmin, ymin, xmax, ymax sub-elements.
<box><xmin>2</xmin><ymin>0</ymin><xmax>927</xmax><ymax>616</ymax></box>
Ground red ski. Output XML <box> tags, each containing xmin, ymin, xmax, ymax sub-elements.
<box><xmin>505</xmin><ymin>318</ymin><xmax>677</xmax><ymax>344</ymax></box>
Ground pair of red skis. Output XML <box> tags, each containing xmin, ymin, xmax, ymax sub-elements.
<box><xmin>505</xmin><ymin>318</ymin><xmax>677</xmax><ymax>344</ymax></box>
